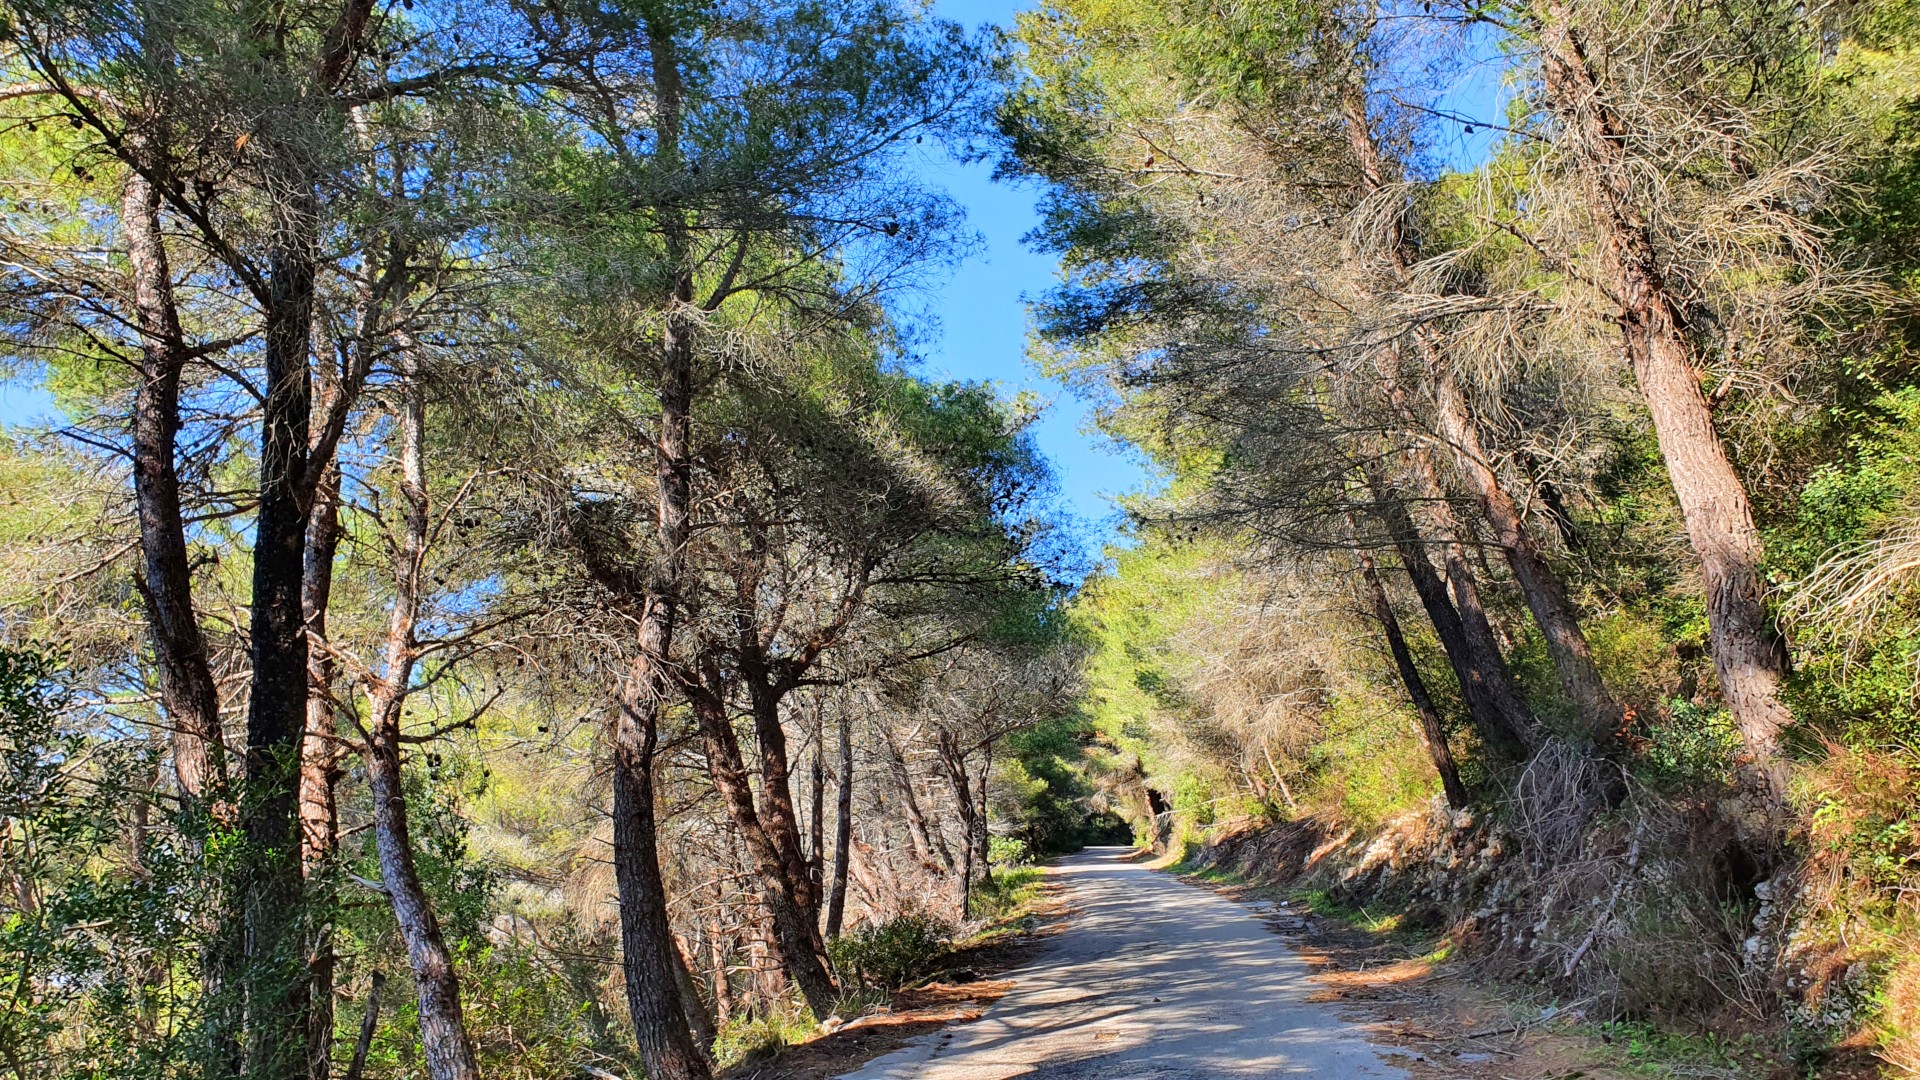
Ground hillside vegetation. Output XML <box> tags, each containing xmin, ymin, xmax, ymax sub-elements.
<box><xmin>1005</xmin><ymin>0</ymin><xmax>1920</xmax><ymax>1074</ymax></box>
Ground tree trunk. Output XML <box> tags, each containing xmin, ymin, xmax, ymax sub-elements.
<box><xmin>606</xmin><ymin>315</ymin><xmax>715</xmax><ymax>1075</ymax></box>
<box><xmin>122</xmin><ymin>162</ymin><xmax>242</xmax><ymax>1075</ymax></box>
<box><xmin>298</xmin><ymin>215</ymin><xmax>398</xmax><ymax>1080</ymax></box>
<box><xmin>883</xmin><ymin>731</ymin><xmax>947</xmax><ymax>872</ymax></box>
<box><xmin>300</xmin><ymin>465</ymin><xmax>343</xmax><ymax>1080</ymax></box>
<box><xmin>611</xmin><ymin>692</ymin><xmax>710</xmax><ymax>1080</ymax></box>
<box><xmin>1442</xmin><ymin>538</ymin><xmax>1542</xmax><ymax>758</ymax></box>
<box><xmin>937</xmin><ymin>734</ymin><xmax>978</xmax><ymax>917</ymax></box>
<box><xmin>596</xmin><ymin>11</ymin><xmax>724</xmax><ymax>1079</ymax></box>
<box><xmin>1428</xmin><ymin>373</ymin><xmax>1618</xmax><ymax>738</ymax></box>
<box><xmin>364</xmin><ymin>726</ymin><xmax>480</xmax><ymax>1080</ymax></box>
<box><xmin>670</xmin><ymin>933</ymin><xmax>717</xmax><ymax>1056</ymax></box>
<box><xmin>688</xmin><ymin>689</ymin><xmax>839</xmax><ymax>1017</ymax></box>
<box><xmin>706</xmin><ymin>920</ymin><xmax>734</xmax><ymax>1027</ymax></box>
<box><xmin>742</xmin><ymin>681</ymin><xmax>821</xmax><ymax>922</ymax></box>
<box><xmin>605</xmin><ymin>297</ymin><xmax>715</xmax><ymax>1073</ymax></box>
<box><xmin>845</xmin><ymin>842</ymin><xmax>886</xmax><ymax>916</ymax></box>
<box><xmin>1257</xmin><ymin>741</ymin><xmax>1298</xmax><ymax>811</ymax></box>
<box><xmin>957</xmin><ymin>824</ymin><xmax>974</xmax><ymax>919</ymax></box>
<box><xmin>360</xmin><ymin>350</ymin><xmax>481</xmax><ymax>1080</ymax></box>
<box><xmin>241</xmin><ymin>193</ymin><xmax>319</xmax><ymax>1080</ymax></box>
<box><xmin>824</xmin><ymin>712</ymin><xmax>854</xmax><ymax>940</ymax></box>
<box><xmin>809</xmin><ymin>721</ymin><xmax>825</xmax><ymax>900</ymax></box>
<box><xmin>747</xmin><ymin>919</ymin><xmax>787</xmax><ymax>1012</ymax></box>
<box><xmin>1366</xmin><ymin>477</ymin><xmax>1537</xmax><ymax>759</ymax></box>
<box><xmin>1535</xmin><ymin>1</ymin><xmax>1791</xmax><ymax>789</ymax></box>
<box><xmin>1358</xmin><ymin>549</ymin><xmax>1470</xmax><ymax>808</ymax></box>
<box><xmin>123</xmin><ymin>168</ymin><xmax>227</xmax><ymax>804</ymax></box>
<box><xmin>342</xmin><ymin>972</ymin><xmax>382</xmax><ymax>1080</ymax></box>
<box><xmin>974</xmin><ymin>742</ymin><xmax>992</xmax><ymax>888</ymax></box>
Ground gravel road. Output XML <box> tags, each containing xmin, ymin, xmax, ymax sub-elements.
<box><xmin>835</xmin><ymin>847</ymin><xmax>1408</xmax><ymax>1079</ymax></box>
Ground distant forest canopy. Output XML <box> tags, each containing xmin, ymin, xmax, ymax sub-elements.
<box><xmin>0</xmin><ymin>0</ymin><xmax>1919</xmax><ymax>1077</ymax></box>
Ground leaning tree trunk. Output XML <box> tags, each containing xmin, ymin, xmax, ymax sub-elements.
<box><xmin>1427</xmin><ymin>374</ymin><xmax>1618</xmax><ymax>739</ymax></box>
<box><xmin>688</xmin><ymin>689</ymin><xmax>840</xmax><ymax>1017</ymax></box>
<box><xmin>123</xmin><ymin>166</ymin><xmax>227</xmax><ymax>805</ymax></box>
<box><xmin>1365</xmin><ymin>474</ymin><xmax>1537</xmax><ymax>759</ymax></box>
<box><xmin>884</xmin><ymin>730</ymin><xmax>948</xmax><ymax>872</ymax></box>
<box><xmin>670</xmin><ymin>933</ymin><xmax>717</xmax><ymax>1056</ymax></box>
<box><xmin>1442</xmin><ymin>535</ymin><xmax>1545</xmax><ymax>758</ymax></box>
<box><xmin>1535</xmin><ymin>1</ymin><xmax>1791</xmax><ymax>789</ymax></box>
<box><xmin>937</xmin><ymin>734</ymin><xmax>979</xmax><ymax>917</ymax></box>
<box><xmin>123</xmin><ymin>155</ymin><xmax>243</xmax><ymax>1080</ymax></box>
<box><xmin>1363</xmin><ymin>443</ymin><xmax>1539</xmax><ymax>758</ymax></box>
<box><xmin>363</xmin><ymin>720</ymin><xmax>480</xmax><ymax>1080</ymax></box>
<box><xmin>744</xmin><ymin>681</ymin><xmax>826</xmax><ymax>930</ymax></box>
<box><xmin>1357</xmin><ymin>548</ymin><xmax>1470</xmax><ymax>808</ymax></box>
<box><xmin>1340</xmin><ymin>90</ymin><xmax>1617</xmax><ymax>740</ymax></box>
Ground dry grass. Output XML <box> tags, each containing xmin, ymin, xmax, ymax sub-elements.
<box><xmin>1878</xmin><ymin>947</ymin><xmax>1920</xmax><ymax>1075</ymax></box>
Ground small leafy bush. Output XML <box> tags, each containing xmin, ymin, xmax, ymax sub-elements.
<box><xmin>828</xmin><ymin>912</ymin><xmax>951</xmax><ymax>992</ymax></box>
<box><xmin>988</xmin><ymin>835</ymin><xmax>1030</xmax><ymax>867</ymax></box>
<box><xmin>1640</xmin><ymin>699</ymin><xmax>1741</xmax><ymax>785</ymax></box>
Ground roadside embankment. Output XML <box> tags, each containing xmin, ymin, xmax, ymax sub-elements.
<box><xmin>1174</xmin><ymin>794</ymin><xmax>1911</xmax><ymax>1078</ymax></box>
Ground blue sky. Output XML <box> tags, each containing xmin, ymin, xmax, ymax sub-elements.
<box><xmin>912</xmin><ymin>0</ymin><xmax>1149</xmax><ymax>568</ymax></box>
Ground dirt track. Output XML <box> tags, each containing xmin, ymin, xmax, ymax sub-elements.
<box><xmin>835</xmin><ymin>847</ymin><xmax>1407</xmax><ymax>1079</ymax></box>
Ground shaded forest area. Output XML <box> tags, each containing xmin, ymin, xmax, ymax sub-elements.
<box><xmin>4</xmin><ymin>0</ymin><xmax>1920</xmax><ymax>1077</ymax></box>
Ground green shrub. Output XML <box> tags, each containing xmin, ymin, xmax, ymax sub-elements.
<box><xmin>0</xmin><ymin>648</ymin><xmax>223</xmax><ymax>1079</ymax></box>
<box><xmin>988</xmin><ymin>835</ymin><xmax>1030</xmax><ymax>866</ymax></box>
<box><xmin>1304</xmin><ymin>693</ymin><xmax>1438</xmax><ymax>826</ymax></box>
<box><xmin>1640</xmin><ymin>699</ymin><xmax>1741</xmax><ymax>786</ymax></box>
<box><xmin>828</xmin><ymin>912</ymin><xmax>952</xmax><ymax>992</ymax></box>
<box><xmin>970</xmin><ymin>865</ymin><xmax>1045</xmax><ymax>923</ymax></box>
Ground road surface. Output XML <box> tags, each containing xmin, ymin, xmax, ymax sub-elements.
<box><xmin>837</xmin><ymin>847</ymin><xmax>1407</xmax><ymax>1079</ymax></box>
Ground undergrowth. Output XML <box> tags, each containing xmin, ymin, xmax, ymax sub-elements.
<box><xmin>713</xmin><ymin>862</ymin><xmax>1054</xmax><ymax>1070</ymax></box>
<box><xmin>1594</xmin><ymin>1020</ymin><xmax>1791</xmax><ymax>1078</ymax></box>
<box><xmin>968</xmin><ymin>865</ymin><xmax>1045</xmax><ymax>928</ymax></box>
<box><xmin>712</xmin><ymin>1007</ymin><xmax>820</xmax><ymax>1070</ymax></box>
<box><xmin>829</xmin><ymin>911</ymin><xmax>952</xmax><ymax>993</ymax></box>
